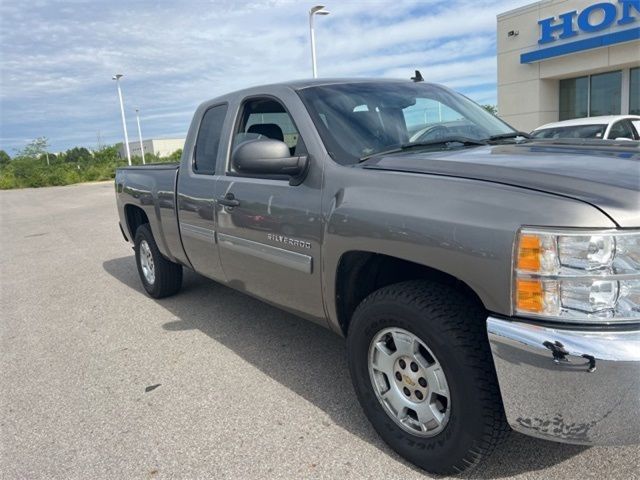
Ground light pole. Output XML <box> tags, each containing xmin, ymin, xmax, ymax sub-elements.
<box><xmin>112</xmin><ymin>73</ymin><xmax>131</xmax><ymax>165</ymax></box>
<box><xmin>309</xmin><ymin>5</ymin><xmax>330</xmax><ymax>78</ymax></box>
<box><xmin>135</xmin><ymin>108</ymin><xmax>146</xmax><ymax>165</ymax></box>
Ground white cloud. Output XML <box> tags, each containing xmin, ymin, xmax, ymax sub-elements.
<box><xmin>0</xmin><ymin>0</ymin><xmax>530</xmax><ymax>152</ymax></box>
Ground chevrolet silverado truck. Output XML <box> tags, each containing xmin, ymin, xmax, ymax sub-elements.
<box><xmin>115</xmin><ymin>79</ymin><xmax>640</xmax><ymax>474</ymax></box>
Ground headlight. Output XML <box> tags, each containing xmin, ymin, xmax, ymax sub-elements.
<box><xmin>514</xmin><ymin>228</ymin><xmax>640</xmax><ymax>323</ymax></box>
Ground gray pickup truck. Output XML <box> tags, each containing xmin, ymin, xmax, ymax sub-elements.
<box><xmin>115</xmin><ymin>78</ymin><xmax>640</xmax><ymax>474</ymax></box>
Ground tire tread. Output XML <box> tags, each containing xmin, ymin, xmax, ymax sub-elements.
<box><xmin>348</xmin><ymin>280</ymin><xmax>508</xmax><ymax>474</ymax></box>
<box><xmin>134</xmin><ymin>224</ymin><xmax>182</xmax><ymax>298</ymax></box>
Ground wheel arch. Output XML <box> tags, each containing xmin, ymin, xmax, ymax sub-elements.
<box><xmin>334</xmin><ymin>251</ymin><xmax>486</xmax><ymax>336</ymax></box>
<box><xmin>124</xmin><ymin>204</ymin><xmax>150</xmax><ymax>240</ymax></box>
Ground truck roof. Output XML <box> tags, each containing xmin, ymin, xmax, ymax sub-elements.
<box><xmin>213</xmin><ymin>77</ymin><xmax>418</xmax><ymax>98</ymax></box>
<box><xmin>197</xmin><ymin>77</ymin><xmax>436</xmax><ymax>111</ymax></box>
<box><xmin>268</xmin><ymin>77</ymin><xmax>413</xmax><ymax>90</ymax></box>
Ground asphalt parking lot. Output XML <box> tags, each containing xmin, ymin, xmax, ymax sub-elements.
<box><xmin>1</xmin><ymin>181</ymin><xmax>638</xmax><ymax>479</ymax></box>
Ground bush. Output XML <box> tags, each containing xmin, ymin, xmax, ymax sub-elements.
<box><xmin>45</xmin><ymin>165</ymin><xmax>71</xmax><ymax>186</ymax></box>
<box><xmin>0</xmin><ymin>146</ymin><xmax>181</xmax><ymax>189</ymax></box>
<box><xmin>0</xmin><ymin>171</ymin><xmax>17</xmax><ymax>189</ymax></box>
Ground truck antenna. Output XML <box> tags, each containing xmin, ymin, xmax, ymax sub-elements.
<box><xmin>411</xmin><ymin>70</ymin><xmax>424</xmax><ymax>82</ymax></box>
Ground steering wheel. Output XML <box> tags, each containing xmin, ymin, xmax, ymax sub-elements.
<box><xmin>412</xmin><ymin>125</ymin><xmax>451</xmax><ymax>142</ymax></box>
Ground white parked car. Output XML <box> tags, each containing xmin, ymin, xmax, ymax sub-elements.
<box><xmin>532</xmin><ymin>115</ymin><xmax>640</xmax><ymax>141</ymax></box>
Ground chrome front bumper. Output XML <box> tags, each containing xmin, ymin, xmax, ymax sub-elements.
<box><xmin>487</xmin><ymin>316</ymin><xmax>640</xmax><ymax>446</ymax></box>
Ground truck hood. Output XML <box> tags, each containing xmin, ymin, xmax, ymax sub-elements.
<box><xmin>359</xmin><ymin>142</ymin><xmax>640</xmax><ymax>227</ymax></box>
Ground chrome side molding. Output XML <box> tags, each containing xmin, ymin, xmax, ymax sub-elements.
<box><xmin>217</xmin><ymin>233</ymin><xmax>313</xmax><ymax>274</ymax></box>
<box><xmin>180</xmin><ymin>223</ymin><xmax>216</xmax><ymax>242</ymax></box>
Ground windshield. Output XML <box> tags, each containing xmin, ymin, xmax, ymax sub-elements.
<box><xmin>531</xmin><ymin>124</ymin><xmax>607</xmax><ymax>139</ymax></box>
<box><xmin>297</xmin><ymin>82</ymin><xmax>515</xmax><ymax>164</ymax></box>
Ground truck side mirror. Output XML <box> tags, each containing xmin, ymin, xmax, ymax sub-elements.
<box><xmin>232</xmin><ymin>138</ymin><xmax>309</xmax><ymax>185</ymax></box>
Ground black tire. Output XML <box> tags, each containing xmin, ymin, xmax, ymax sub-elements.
<box><xmin>347</xmin><ymin>280</ymin><xmax>508</xmax><ymax>475</ymax></box>
<box><xmin>134</xmin><ymin>224</ymin><xmax>183</xmax><ymax>298</ymax></box>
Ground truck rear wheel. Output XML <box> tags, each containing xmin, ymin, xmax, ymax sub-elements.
<box><xmin>346</xmin><ymin>280</ymin><xmax>508</xmax><ymax>475</ymax></box>
<box><xmin>134</xmin><ymin>224</ymin><xmax>183</xmax><ymax>298</ymax></box>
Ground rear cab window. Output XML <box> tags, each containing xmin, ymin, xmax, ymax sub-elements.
<box><xmin>194</xmin><ymin>104</ymin><xmax>228</xmax><ymax>174</ymax></box>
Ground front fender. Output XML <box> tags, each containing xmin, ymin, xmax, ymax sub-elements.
<box><xmin>321</xmin><ymin>169</ymin><xmax>615</xmax><ymax>334</ymax></box>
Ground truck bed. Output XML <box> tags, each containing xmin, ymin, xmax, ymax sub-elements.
<box><xmin>115</xmin><ymin>162</ymin><xmax>183</xmax><ymax>264</ymax></box>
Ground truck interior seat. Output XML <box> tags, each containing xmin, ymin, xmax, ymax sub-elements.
<box><xmin>247</xmin><ymin>123</ymin><xmax>284</xmax><ymax>142</ymax></box>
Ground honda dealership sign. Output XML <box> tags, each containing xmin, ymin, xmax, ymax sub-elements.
<box><xmin>521</xmin><ymin>0</ymin><xmax>640</xmax><ymax>62</ymax></box>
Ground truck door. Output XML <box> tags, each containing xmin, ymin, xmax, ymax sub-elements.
<box><xmin>176</xmin><ymin>103</ymin><xmax>228</xmax><ymax>282</ymax></box>
<box><xmin>214</xmin><ymin>94</ymin><xmax>325</xmax><ymax>323</ymax></box>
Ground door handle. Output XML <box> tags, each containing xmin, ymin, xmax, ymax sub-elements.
<box><xmin>218</xmin><ymin>193</ymin><xmax>240</xmax><ymax>207</ymax></box>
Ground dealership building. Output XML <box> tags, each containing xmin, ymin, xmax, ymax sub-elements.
<box><xmin>118</xmin><ymin>138</ymin><xmax>185</xmax><ymax>159</ymax></box>
<box><xmin>497</xmin><ymin>0</ymin><xmax>640</xmax><ymax>131</ymax></box>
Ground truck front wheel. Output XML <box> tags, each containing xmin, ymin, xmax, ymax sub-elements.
<box><xmin>134</xmin><ymin>224</ymin><xmax>183</xmax><ymax>298</ymax></box>
<box><xmin>346</xmin><ymin>280</ymin><xmax>508</xmax><ymax>475</ymax></box>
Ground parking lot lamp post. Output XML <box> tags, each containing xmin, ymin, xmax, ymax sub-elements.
<box><xmin>309</xmin><ymin>5</ymin><xmax>330</xmax><ymax>78</ymax></box>
<box><xmin>112</xmin><ymin>74</ymin><xmax>131</xmax><ymax>165</ymax></box>
<box><xmin>135</xmin><ymin>108</ymin><xmax>146</xmax><ymax>165</ymax></box>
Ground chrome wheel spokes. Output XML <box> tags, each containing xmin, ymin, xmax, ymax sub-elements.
<box><xmin>368</xmin><ymin>327</ymin><xmax>451</xmax><ymax>437</ymax></box>
<box><xmin>139</xmin><ymin>240</ymin><xmax>155</xmax><ymax>285</ymax></box>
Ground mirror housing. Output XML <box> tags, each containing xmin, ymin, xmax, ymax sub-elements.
<box><xmin>232</xmin><ymin>138</ymin><xmax>309</xmax><ymax>185</ymax></box>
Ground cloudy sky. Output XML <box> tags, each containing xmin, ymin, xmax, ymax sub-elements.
<box><xmin>0</xmin><ymin>0</ymin><xmax>531</xmax><ymax>154</ymax></box>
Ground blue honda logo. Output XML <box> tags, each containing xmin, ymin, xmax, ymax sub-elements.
<box><xmin>538</xmin><ymin>0</ymin><xmax>639</xmax><ymax>44</ymax></box>
<box><xmin>520</xmin><ymin>0</ymin><xmax>640</xmax><ymax>63</ymax></box>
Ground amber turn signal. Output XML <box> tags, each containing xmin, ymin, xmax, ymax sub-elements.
<box><xmin>517</xmin><ymin>234</ymin><xmax>541</xmax><ymax>272</ymax></box>
<box><xmin>516</xmin><ymin>278</ymin><xmax>543</xmax><ymax>313</ymax></box>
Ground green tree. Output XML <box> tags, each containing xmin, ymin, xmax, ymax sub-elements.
<box><xmin>39</xmin><ymin>152</ymin><xmax>58</xmax><ymax>164</ymax></box>
<box><xmin>16</xmin><ymin>137</ymin><xmax>49</xmax><ymax>160</ymax></box>
<box><xmin>168</xmin><ymin>149</ymin><xmax>183</xmax><ymax>162</ymax></box>
<box><xmin>482</xmin><ymin>104</ymin><xmax>498</xmax><ymax>116</ymax></box>
<box><xmin>0</xmin><ymin>150</ymin><xmax>10</xmax><ymax>166</ymax></box>
<box><xmin>65</xmin><ymin>147</ymin><xmax>92</xmax><ymax>164</ymax></box>
<box><xmin>93</xmin><ymin>145</ymin><xmax>119</xmax><ymax>163</ymax></box>
<box><xmin>1</xmin><ymin>141</ymin><xmax>183</xmax><ymax>189</ymax></box>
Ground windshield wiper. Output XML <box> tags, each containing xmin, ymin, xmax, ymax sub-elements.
<box><xmin>487</xmin><ymin>131</ymin><xmax>531</xmax><ymax>142</ymax></box>
<box><xmin>359</xmin><ymin>136</ymin><xmax>487</xmax><ymax>162</ymax></box>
